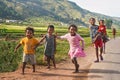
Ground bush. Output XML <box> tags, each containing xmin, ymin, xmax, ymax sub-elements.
<box><xmin>0</xmin><ymin>40</ymin><xmax>22</xmax><ymax>72</ymax></box>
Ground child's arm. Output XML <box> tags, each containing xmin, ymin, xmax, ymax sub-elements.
<box><xmin>39</xmin><ymin>35</ymin><xmax>46</xmax><ymax>43</ymax></box>
<box><xmin>54</xmin><ymin>35</ymin><xmax>56</xmax><ymax>54</ymax></box>
<box><xmin>93</xmin><ymin>32</ymin><xmax>101</xmax><ymax>42</ymax></box>
<box><xmin>55</xmin><ymin>33</ymin><xmax>60</xmax><ymax>39</ymax></box>
<box><xmin>56</xmin><ymin>33</ymin><xmax>67</xmax><ymax>40</ymax></box>
<box><xmin>14</xmin><ymin>43</ymin><xmax>21</xmax><ymax>53</ymax></box>
<box><xmin>34</xmin><ymin>35</ymin><xmax>46</xmax><ymax>49</ymax></box>
<box><xmin>81</xmin><ymin>39</ymin><xmax>84</xmax><ymax>50</ymax></box>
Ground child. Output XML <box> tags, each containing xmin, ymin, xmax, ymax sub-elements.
<box><xmin>89</xmin><ymin>18</ymin><xmax>103</xmax><ymax>62</ymax></box>
<box><xmin>112</xmin><ymin>27</ymin><xmax>116</xmax><ymax>39</ymax></box>
<box><xmin>39</xmin><ymin>25</ymin><xmax>56</xmax><ymax>69</ymax></box>
<box><xmin>57</xmin><ymin>24</ymin><xmax>86</xmax><ymax>73</ymax></box>
<box><xmin>14</xmin><ymin>27</ymin><xmax>39</xmax><ymax>75</ymax></box>
<box><xmin>98</xmin><ymin>20</ymin><xmax>108</xmax><ymax>53</ymax></box>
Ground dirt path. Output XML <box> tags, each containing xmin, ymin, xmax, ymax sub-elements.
<box><xmin>0</xmin><ymin>44</ymin><xmax>96</xmax><ymax>80</ymax></box>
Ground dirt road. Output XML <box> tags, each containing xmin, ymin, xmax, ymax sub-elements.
<box><xmin>0</xmin><ymin>37</ymin><xmax>120</xmax><ymax>80</ymax></box>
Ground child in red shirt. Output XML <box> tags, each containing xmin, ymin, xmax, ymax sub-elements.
<box><xmin>98</xmin><ymin>20</ymin><xmax>108</xmax><ymax>53</ymax></box>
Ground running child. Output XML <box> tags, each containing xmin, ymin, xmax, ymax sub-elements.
<box><xmin>57</xmin><ymin>24</ymin><xmax>86</xmax><ymax>73</ymax></box>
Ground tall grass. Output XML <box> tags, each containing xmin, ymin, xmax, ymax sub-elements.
<box><xmin>0</xmin><ymin>41</ymin><xmax>22</xmax><ymax>72</ymax></box>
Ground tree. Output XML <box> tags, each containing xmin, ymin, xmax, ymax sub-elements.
<box><xmin>105</xmin><ymin>19</ymin><xmax>112</xmax><ymax>29</ymax></box>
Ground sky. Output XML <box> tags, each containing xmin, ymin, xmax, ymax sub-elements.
<box><xmin>69</xmin><ymin>0</ymin><xmax>120</xmax><ymax>17</ymax></box>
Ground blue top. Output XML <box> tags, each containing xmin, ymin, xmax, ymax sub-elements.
<box><xmin>89</xmin><ymin>25</ymin><xmax>99</xmax><ymax>42</ymax></box>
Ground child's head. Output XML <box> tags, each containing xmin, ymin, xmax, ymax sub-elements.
<box><xmin>68</xmin><ymin>24</ymin><xmax>77</xmax><ymax>36</ymax></box>
<box><xmin>89</xmin><ymin>17</ymin><xmax>96</xmax><ymax>25</ymax></box>
<box><xmin>25</xmin><ymin>27</ymin><xmax>34</xmax><ymax>38</ymax></box>
<box><xmin>47</xmin><ymin>25</ymin><xmax>54</xmax><ymax>35</ymax></box>
<box><xmin>99</xmin><ymin>20</ymin><xmax>104</xmax><ymax>26</ymax></box>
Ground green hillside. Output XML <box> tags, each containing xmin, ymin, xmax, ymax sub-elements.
<box><xmin>0</xmin><ymin>0</ymin><xmax>120</xmax><ymax>27</ymax></box>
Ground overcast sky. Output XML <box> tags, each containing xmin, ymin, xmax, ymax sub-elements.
<box><xmin>69</xmin><ymin>0</ymin><xmax>120</xmax><ymax>17</ymax></box>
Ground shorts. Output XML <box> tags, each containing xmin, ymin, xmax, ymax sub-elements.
<box><xmin>23</xmin><ymin>53</ymin><xmax>36</xmax><ymax>65</ymax></box>
<box><xmin>45</xmin><ymin>55</ymin><xmax>55</xmax><ymax>60</ymax></box>
<box><xmin>94</xmin><ymin>39</ymin><xmax>103</xmax><ymax>48</ymax></box>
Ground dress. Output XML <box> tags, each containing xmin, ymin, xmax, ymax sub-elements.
<box><xmin>60</xmin><ymin>33</ymin><xmax>86</xmax><ymax>59</ymax></box>
<box><xmin>44</xmin><ymin>34</ymin><xmax>55</xmax><ymax>56</ymax></box>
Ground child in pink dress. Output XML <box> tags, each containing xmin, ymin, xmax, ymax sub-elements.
<box><xmin>57</xmin><ymin>24</ymin><xmax>86</xmax><ymax>73</ymax></box>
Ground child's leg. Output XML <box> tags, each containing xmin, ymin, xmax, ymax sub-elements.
<box><xmin>46</xmin><ymin>56</ymin><xmax>50</xmax><ymax>68</ymax></box>
<box><xmin>22</xmin><ymin>62</ymin><xmax>26</xmax><ymax>75</ymax></box>
<box><xmin>32</xmin><ymin>64</ymin><xmax>35</xmax><ymax>72</ymax></box>
<box><xmin>103</xmin><ymin>43</ymin><xmax>106</xmax><ymax>54</ymax></box>
<box><xmin>72</xmin><ymin>59</ymin><xmax>74</xmax><ymax>64</ymax></box>
<box><xmin>72</xmin><ymin>57</ymin><xmax>79</xmax><ymax>72</ymax></box>
<box><xmin>95</xmin><ymin>47</ymin><xmax>99</xmax><ymax>62</ymax></box>
<box><xmin>22</xmin><ymin>54</ymin><xmax>27</xmax><ymax>75</ymax></box>
<box><xmin>51</xmin><ymin>55</ymin><xmax>56</xmax><ymax>68</ymax></box>
<box><xmin>100</xmin><ymin>47</ymin><xmax>103</xmax><ymax>60</ymax></box>
<box><xmin>30</xmin><ymin>54</ymin><xmax>36</xmax><ymax>72</ymax></box>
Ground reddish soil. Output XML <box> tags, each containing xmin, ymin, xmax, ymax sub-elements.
<box><xmin>0</xmin><ymin>46</ymin><xmax>95</xmax><ymax>80</ymax></box>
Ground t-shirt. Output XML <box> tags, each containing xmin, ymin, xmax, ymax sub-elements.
<box><xmin>89</xmin><ymin>25</ymin><xmax>99</xmax><ymax>42</ymax></box>
<box><xmin>60</xmin><ymin>33</ymin><xmax>84</xmax><ymax>49</ymax></box>
<box><xmin>98</xmin><ymin>25</ymin><xmax>107</xmax><ymax>35</ymax></box>
<box><xmin>20</xmin><ymin>37</ymin><xmax>39</xmax><ymax>54</ymax></box>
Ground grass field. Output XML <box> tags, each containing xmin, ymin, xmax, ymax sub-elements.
<box><xmin>0</xmin><ymin>24</ymin><xmax>120</xmax><ymax>72</ymax></box>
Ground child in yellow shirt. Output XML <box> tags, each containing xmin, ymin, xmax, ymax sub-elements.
<box><xmin>14</xmin><ymin>27</ymin><xmax>39</xmax><ymax>75</ymax></box>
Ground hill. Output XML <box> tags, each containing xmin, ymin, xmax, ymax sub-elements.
<box><xmin>0</xmin><ymin>0</ymin><xmax>120</xmax><ymax>27</ymax></box>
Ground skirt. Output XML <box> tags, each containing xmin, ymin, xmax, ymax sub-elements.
<box><xmin>68</xmin><ymin>47</ymin><xmax>86</xmax><ymax>59</ymax></box>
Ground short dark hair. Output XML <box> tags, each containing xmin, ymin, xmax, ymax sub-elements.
<box><xmin>47</xmin><ymin>25</ymin><xmax>54</xmax><ymax>30</ymax></box>
<box><xmin>99</xmin><ymin>19</ymin><xmax>104</xmax><ymax>24</ymax></box>
<box><xmin>89</xmin><ymin>17</ymin><xmax>95</xmax><ymax>21</ymax></box>
<box><xmin>25</xmin><ymin>27</ymin><xmax>34</xmax><ymax>34</ymax></box>
<box><xmin>68</xmin><ymin>24</ymin><xmax>78</xmax><ymax>32</ymax></box>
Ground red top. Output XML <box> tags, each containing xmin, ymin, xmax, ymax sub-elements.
<box><xmin>98</xmin><ymin>25</ymin><xmax>107</xmax><ymax>35</ymax></box>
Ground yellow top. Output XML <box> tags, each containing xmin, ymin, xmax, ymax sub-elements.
<box><xmin>20</xmin><ymin>37</ymin><xmax>39</xmax><ymax>54</ymax></box>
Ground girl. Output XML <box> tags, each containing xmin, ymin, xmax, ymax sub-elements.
<box><xmin>98</xmin><ymin>20</ymin><xmax>108</xmax><ymax>54</ymax></box>
<box><xmin>39</xmin><ymin>25</ymin><xmax>56</xmax><ymax>69</ymax></box>
<box><xmin>57</xmin><ymin>24</ymin><xmax>86</xmax><ymax>73</ymax></box>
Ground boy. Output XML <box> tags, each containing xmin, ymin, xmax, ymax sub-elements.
<box><xmin>89</xmin><ymin>18</ymin><xmax>103</xmax><ymax>62</ymax></box>
<box><xmin>14</xmin><ymin>27</ymin><xmax>39</xmax><ymax>74</ymax></box>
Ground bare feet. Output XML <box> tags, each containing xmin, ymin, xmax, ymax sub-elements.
<box><xmin>100</xmin><ymin>55</ymin><xmax>103</xmax><ymax>60</ymax></box>
<box><xmin>94</xmin><ymin>60</ymin><xmax>99</xmax><ymax>63</ymax></box>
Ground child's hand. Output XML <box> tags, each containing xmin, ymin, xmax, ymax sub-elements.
<box><xmin>82</xmin><ymin>48</ymin><xmax>84</xmax><ymax>50</ymax></box>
